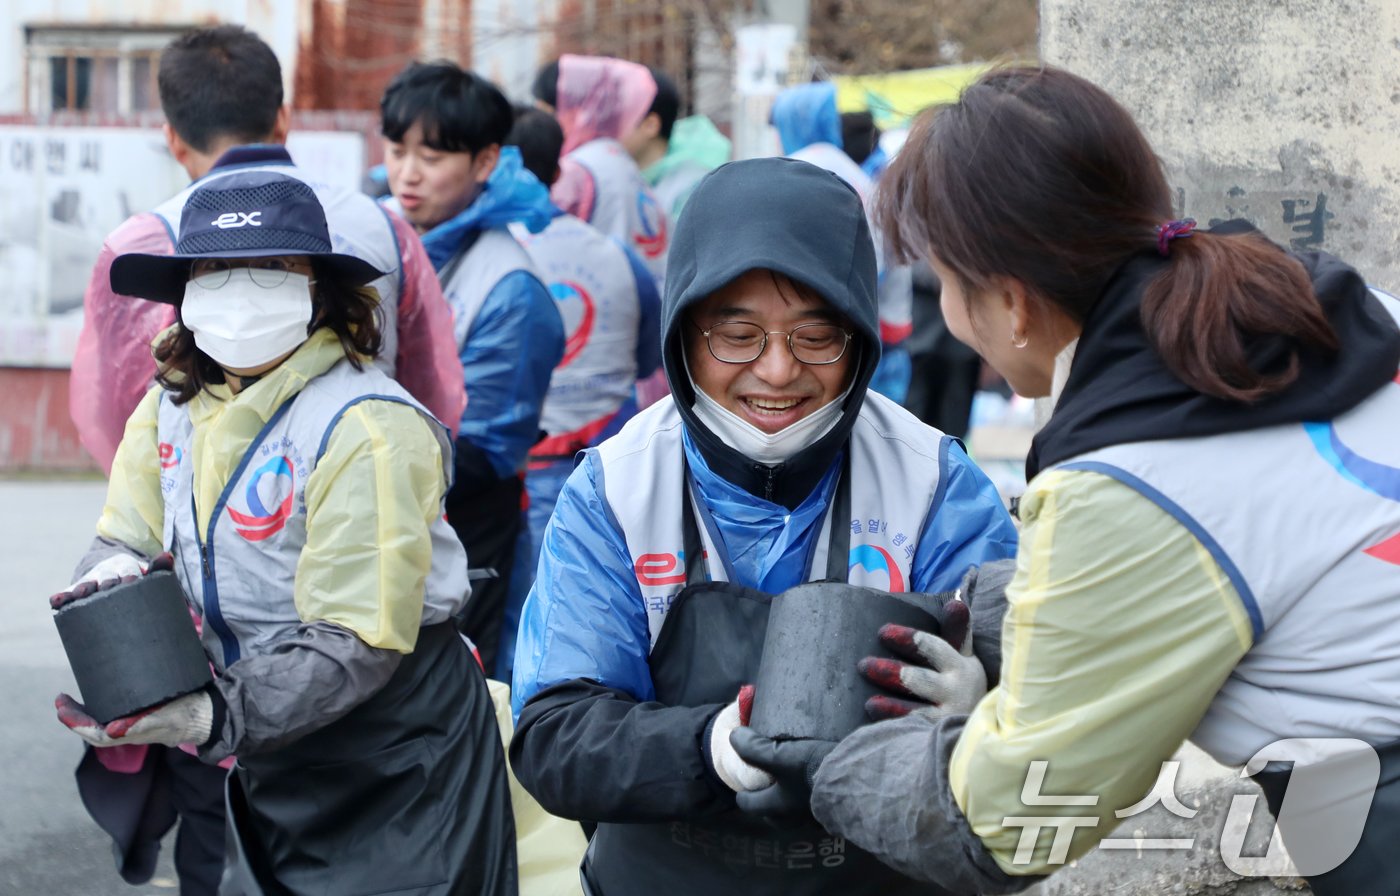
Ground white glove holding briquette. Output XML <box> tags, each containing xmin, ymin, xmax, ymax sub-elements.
<box><xmin>705</xmin><ymin>684</ymin><xmax>775</xmax><ymax>792</ymax></box>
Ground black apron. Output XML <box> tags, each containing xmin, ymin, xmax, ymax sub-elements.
<box><xmin>219</xmin><ymin>623</ymin><xmax>517</xmax><ymax>896</ymax></box>
<box><xmin>73</xmin><ymin>743</ymin><xmax>228</xmax><ymax>892</ymax></box>
<box><xmin>583</xmin><ymin>465</ymin><xmax>952</xmax><ymax>896</ymax></box>
<box><xmin>446</xmin><ymin>471</ymin><xmax>523</xmax><ymax>676</ymax></box>
<box><xmin>1255</xmin><ymin>735</ymin><xmax>1400</xmax><ymax>895</ymax></box>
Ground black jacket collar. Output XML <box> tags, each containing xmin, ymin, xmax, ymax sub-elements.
<box><xmin>1028</xmin><ymin>224</ymin><xmax>1400</xmax><ymax>479</ymax></box>
<box><xmin>208</xmin><ymin>144</ymin><xmax>293</xmax><ymax>173</ymax></box>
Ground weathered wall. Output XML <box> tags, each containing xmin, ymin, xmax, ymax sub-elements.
<box><xmin>293</xmin><ymin>0</ymin><xmax>423</xmax><ymax>111</ymax></box>
<box><xmin>0</xmin><ymin>369</ymin><xmax>94</xmax><ymax>472</ymax></box>
<box><xmin>473</xmin><ymin>0</ymin><xmax>550</xmax><ymax>101</ymax></box>
<box><xmin>1041</xmin><ymin>0</ymin><xmax>1400</xmax><ymax>292</ymax></box>
<box><xmin>1</xmin><ymin>1</ymin><xmax>299</xmax><ymax>116</ymax></box>
<box><xmin>1020</xmin><ymin>744</ymin><xmax>1308</xmax><ymax>895</ymax></box>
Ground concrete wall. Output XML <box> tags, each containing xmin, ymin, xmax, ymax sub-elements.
<box><xmin>1019</xmin><ymin>744</ymin><xmax>1308</xmax><ymax>896</ymax></box>
<box><xmin>1</xmin><ymin>1</ymin><xmax>299</xmax><ymax>116</ymax></box>
<box><xmin>473</xmin><ymin>0</ymin><xmax>551</xmax><ymax>102</ymax></box>
<box><xmin>1041</xmin><ymin>0</ymin><xmax>1400</xmax><ymax>293</ymax></box>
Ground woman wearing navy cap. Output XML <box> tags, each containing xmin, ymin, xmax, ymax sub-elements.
<box><xmin>51</xmin><ymin>170</ymin><xmax>517</xmax><ymax>895</ymax></box>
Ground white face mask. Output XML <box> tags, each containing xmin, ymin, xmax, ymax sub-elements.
<box><xmin>180</xmin><ymin>269</ymin><xmax>315</xmax><ymax>371</ymax></box>
<box><xmin>691</xmin><ymin>381</ymin><xmax>852</xmax><ymax>465</ymax></box>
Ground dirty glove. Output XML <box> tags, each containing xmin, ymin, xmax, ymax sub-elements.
<box><xmin>56</xmin><ymin>688</ymin><xmax>213</xmax><ymax>748</ymax></box>
<box><xmin>729</xmin><ymin>728</ymin><xmax>838</xmax><ymax>817</ymax></box>
<box><xmin>50</xmin><ymin>552</ymin><xmax>175</xmax><ymax>610</ymax></box>
<box><xmin>704</xmin><ymin>684</ymin><xmax>774</xmax><ymax>793</ymax></box>
<box><xmin>960</xmin><ymin>559</ymin><xmax>1015</xmax><ymax>688</ymax></box>
<box><xmin>859</xmin><ymin>601</ymin><xmax>987</xmax><ymax>722</ymax></box>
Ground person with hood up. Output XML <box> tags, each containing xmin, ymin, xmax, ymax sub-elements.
<box><xmin>380</xmin><ymin>61</ymin><xmax>565</xmax><ymax>675</ymax></box>
<box><xmin>533</xmin><ymin>55</ymin><xmax>671</xmax><ymax>291</ymax></box>
<box><xmin>509</xmin><ymin>156</ymin><xmax>1018</xmax><ymax>895</ymax></box>
<box><xmin>770</xmin><ymin>82</ymin><xmax>913</xmax><ymax>405</ymax></box>
<box><xmin>51</xmin><ymin>169</ymin><xmax>517</xmax><ymax>895</ymax></box>
<box><xmin>793</xmin><ymin>66</ymin><xmax>1400</xmax><ymax>896</ymax></box>
<box><xmin>497</xmin><ymin>107</ymin><xmax>662</xmax><ymax>680</ymax></box>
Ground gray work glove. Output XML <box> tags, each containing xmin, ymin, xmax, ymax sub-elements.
<box><xmin>961</xmin><ymin>559</ymin><xmax>1015</xmax><ymax>688</ymax></box>
<box><xmin>859</xmin><ymin>602</ymin><xmax>987</xmax><ymax>722</ymax></box>
<box><xmin>56</xmin><ymin>689</ymin><xmax>214</xmax><ymax>748</ymax></box>
<box><xmin>858</xmin><ymin>557</ymin><xmax>1015</xmax><ymax>720</ymax></box>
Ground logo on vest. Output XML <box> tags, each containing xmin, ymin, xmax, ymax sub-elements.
<box><xmin>210</xmin><ymin>211</ymin><xmax>262</xmax><ymax>230</ymax></box>
<box><xmin>551</xmin><ymin>280</ymin><xmax>597</xmax><ymax>368</ymax></box>
<box><xmin>635</xmin><ymin>552</ymin><xmax>688</xmax><ymax>587</ymax></box>
<box><xmin>633</xmin><ymin>190</ymin><xmax>668</xmax><ymax>259</ymax></box>
<box><xmin>849</xmin><ymin>544</ymin><xmax>906</xmax><ymax>593</ymax></box>
<box><xmin>227</xmin><ymin>454</ymin><xmax>296</xmax><ymax>541</ymax></box>
<box><xmin>1306</xmin><ymin>374</ymin><xmax>1400</xmax><ymax>565</ymax></box>
<box><xmin>847</xmin><ymin>517</ymin><xmax>913</xmax><ymax>593</ymax></box>
<box><xmin>158</xmin><ymin>442</ymin><xmax>183</xmax><ymax>470</ymax></box>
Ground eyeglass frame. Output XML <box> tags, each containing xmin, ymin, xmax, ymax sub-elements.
<box><xmin>690</xmin><ymin>318</ymin><xmax>855</xmax><ymax>366</ymax></box>
<box><xmin>188</xmin><ymin>256</ymin><xmax>317</xmax><ymax>290</ymax></box>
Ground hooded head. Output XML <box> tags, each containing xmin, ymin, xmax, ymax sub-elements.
<box><xmin>664</xmin><ymin>157</ymin><xmax>879</xmax><ymax>508</ymax></box>
<box><xmin>771</xmin><ymin>82</ymin><xmax>842</xmax><ymax>155</ymax></box>
<box><xmin>553</xmin><ymin>55</ymin><xmax>658</xmax><ymax>155</ymax></box>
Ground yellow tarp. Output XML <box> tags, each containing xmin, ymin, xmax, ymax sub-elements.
<box><xmin>834</xmin><ymin>63</ymin><xmax>989</xmax><ymax>127</ymax></box>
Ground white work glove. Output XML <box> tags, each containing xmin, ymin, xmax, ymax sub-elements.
<box><xmin>55</xmin><ymin>690</ymin><xmax>214</xmax><ymax>748</ymax></box>
<box><xmin>50</xmin><ymin>552</ymin><xmax>174</xmax><ymax>610</ymax></box>
<box><xmin>705</xmin><ymin>685</ymin><xmax>775</xmax><ymax>793</ymax></box>
<box><xmin>858</xmin><ymin>600</ymin><xmax>988</xmax><ymax>722</ymax></box>
<box><xmin>75</xmin><ymin>552</ymin><xmax>146</xmax><ymax>585</ymax></box>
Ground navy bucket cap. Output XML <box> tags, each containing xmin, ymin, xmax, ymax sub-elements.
<box><xmin>110</xmin><ymin>170</ymin><xmax>386</xmax><ymax>305</ymax></box>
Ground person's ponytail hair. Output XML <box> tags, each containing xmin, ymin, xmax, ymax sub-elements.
<box><xmin>1144</xmin><ymin>230</ymin><xmax>1338</xmax><ymax>402</ymax></box>
<box><xmin>879</xmin><ymin>64</ymin><xmax>1340</xmax><ymax>404</ymax></box>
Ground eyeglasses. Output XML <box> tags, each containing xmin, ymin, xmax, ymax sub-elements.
<box><xmin>189</xmin><ymin>258</ymin><xmax>312</xmax><ymax>289</ymax></box>
<box><xmin>693</xmin><ymin>320</ymin><xmax>853</xmax><ymax>365</ymax></box>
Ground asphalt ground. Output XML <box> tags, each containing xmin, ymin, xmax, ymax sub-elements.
<box><xmin>0</xmin><ymin>479</ymin><xmax>179</xmax><ymax>895</ymax></box>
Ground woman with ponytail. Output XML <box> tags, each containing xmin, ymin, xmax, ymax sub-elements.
<box><xmin>803</xmin><ymin>66</ymin><xmax>1400</xmax><ymax>894</ymax></box>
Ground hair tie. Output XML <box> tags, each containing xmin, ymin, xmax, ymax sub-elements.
<box><xmin>1156</xmin><ymin>218</ymin><xmax>1196</xmax><ymax>256</ymax></box>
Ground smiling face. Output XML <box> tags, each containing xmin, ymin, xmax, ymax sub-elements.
<box><xmin>383</xmin><ymin>122</ymin><xmax>497</xmax><ymax>233</ymax></box>
<box><xmin>685</xmin><ymin>269</ymin><xmax>855</xmax><ymax>434</ymax></box>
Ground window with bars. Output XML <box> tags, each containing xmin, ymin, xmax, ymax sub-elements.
<box><xmin>26</xmin><ymin>26</ymin><xmax>186</xmax><ymax>115</ymax></box>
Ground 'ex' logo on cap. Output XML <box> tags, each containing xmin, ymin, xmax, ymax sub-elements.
<box><xmin>210</xmin><ymin>211</ymin><xmax>263</xmax><ymax>230</ymax></box>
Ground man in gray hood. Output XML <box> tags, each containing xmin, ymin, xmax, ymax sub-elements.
<box><xmin>509</xmin><ymin>157</ymin><xmax>1017</xmax><ymax>895</ymax></box>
